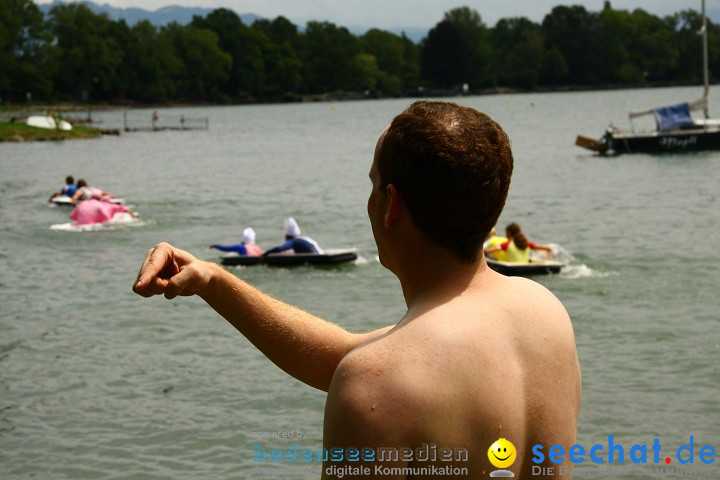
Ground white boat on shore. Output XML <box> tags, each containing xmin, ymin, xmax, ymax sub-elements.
<box><xmin>25</xmin><ymin>115</ymin><xmax>72</xmax><ymax>131</ymax></box>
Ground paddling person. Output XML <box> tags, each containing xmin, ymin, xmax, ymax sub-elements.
<box><xmin>484</xmin><ymin>227</ymin><xmax>508</xmax><ymax>261</ymax></box>
<box><xmin>210</xmin><ymin>227</ymin><xmax>263</xmax><ymax>256</ymax></box>
<box><xmin>48</xmin><ymin>175</ymin><xmax>77</xmax><ymax>203</ymax></box>
<box><xmin>71</xmin><ymin>179</ymin><xmax>117</xmax><ymax>204</ymax></box>
<box><xmin>263</xmin><ymin>217</ymin><xmax>324</xmax><ymax>256</ymax></box>
<box><xmin>68</xmin><ymin>178</ymin><xmax>133</xmax><ymax>225</ymax></box>
<box><xmin>132</xmin><ymin>101</ymin><xmax>580</xmax><ymax>479</ymax></box>
<box><xmin>484</xmin><ymin>222</ymin><xmax>555</xmax><ymax>263</ymax></box>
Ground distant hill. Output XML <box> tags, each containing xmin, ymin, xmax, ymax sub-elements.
<box><xmin>347</xmin><ymin>25</ymin><xmax>427</xmax><ymax>44</ymax></box>
<box><xmin>36</xmin><ymin>0</ymin><xmax>428</xmax><ymax>43</ymax></box>
<box><xmin>33</xmin><ymin>1</ymin><xmax>719</xmax><ymax>45</ymax></box>
<box><xmin>37</xmin><ymin>0</ymin><xmax>261</xmax><ymax>26</ymax></box>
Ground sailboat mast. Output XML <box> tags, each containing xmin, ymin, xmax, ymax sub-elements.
<box><xmin>702</xmin><ymin>0</ymin><xmax>710</xmax><ymax>118</ymax></box>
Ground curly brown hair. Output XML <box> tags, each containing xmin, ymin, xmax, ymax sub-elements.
<box><xmin>377</xmin><ymin>101</ymin><xmax>514</xmax><ymax>263</ymax></box>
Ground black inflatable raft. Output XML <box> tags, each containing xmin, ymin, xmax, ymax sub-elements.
<box><xmin>221</xmin><ymin>249</ymin><xmax>358</xmax><ymax>267</ymax></box>
<box><xmin>486</xmin><ymin>258</ymin><xmax>563</xmax><ymax>276</ymax></box>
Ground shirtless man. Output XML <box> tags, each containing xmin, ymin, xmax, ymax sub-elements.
<box><xmin>133</xmin><ymin>100</ymin><xmax>581</xmax><ymax>479</ymax></box>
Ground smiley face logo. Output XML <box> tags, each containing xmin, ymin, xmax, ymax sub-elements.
<box><xmin>488</xmin><ymin>438</ymin><xmax>517</xmax><ymax>469</ymax></box>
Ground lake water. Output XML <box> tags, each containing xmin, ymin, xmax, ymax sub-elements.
<box><xmin>1</xmin><ymin>88</ymin><xmax>719</xmax><ymax>479</ymax></box>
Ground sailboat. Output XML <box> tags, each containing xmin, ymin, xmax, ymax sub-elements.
<box><xmin>576</xmin><ymin>0</ymin><xmax>720</xmax><ymax>154</ymax></box>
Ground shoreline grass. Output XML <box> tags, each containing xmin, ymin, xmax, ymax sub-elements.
<box><xmin>0</xmin><ymin>121</ymin><xmax>102</xmax><ymax>142</ymax></box>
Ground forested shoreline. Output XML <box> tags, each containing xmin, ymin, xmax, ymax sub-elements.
<box><xmin>1</xmin><ymin>0</ymin><xmax>719</xmax><ymax>106</ymax></box>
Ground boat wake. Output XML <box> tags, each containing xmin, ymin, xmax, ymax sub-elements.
<box><xmin>353</xmin><ymin>255</ymin><xmax>370</xmax><ymax>266</ymax></box>
<box><xmin>50</xmin><ymin>213</ymin><xmax>144</xmax><ymax>232</ymax></box>
<box><xmin>560</xmin><ymin>263</ymin><xmax>617</xmax><ymax>279</ymax></box>
<box><xmin>551</xmin><ymin>244</ymin><xmax>617</xmax><ymax>279</ymax></box>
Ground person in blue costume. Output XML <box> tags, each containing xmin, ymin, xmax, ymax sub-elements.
<box><xmin>48</xmin><ymin>175</ymin><xmax>77</xmax><ymax>203</ymax></box>
<box><xmin>210</xmin><ymin>227</ymin><xmax>263</xmax><ymax>256</ymax></box>
<box><xmin>264</xmin><ymin>217</ymin><xmax>324</xmax><ymax>256</ymax></box>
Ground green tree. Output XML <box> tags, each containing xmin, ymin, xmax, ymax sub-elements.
<box><xmin>163</xmin><ymin>22</ymin><xmax>231</xmax><ymax>101</ymax></box>
<box><xmin>0</xmin><ymin>0</ymin><xmax>54</xmax><ymax>102</ymax></box>
<box><xmin>253</xmin><ymin>15</ymin><xmax>299</xmax><ymax>46</ymax></box>
<box><xmin>492</xmin><ymin>17</ymin><xmax>545</xmax><ymax>88</ymax></box>
<box><xmin>192</xmin><ymin>9</ymin><xmax>265</xmax><ymax>98</ymax></box>
<box><xmin>301</xmin><ymin>21</ymin><xmax>361</xmax><ymax>93</ymax></box>
<box><xmin>250</xmin><ymin>16</ymin><xmax>303</xmax><ymax>95</ymax></box>
<box><xmin>420</xmin><ymin>20</ymin><xmax>468</xmax><ymax>87</ymax></box>
<box><xmin>443</xmin><ymin>7</ymin><xmax>494</xmax><ymax>87</ymax></box>
<box><xmin>594</xmin><ymin>5</ymin><xmax>632</xmax><ymax>83</ymax></box>
<box><xmin>260</xmin><ymin>38</ymin><xmax>302</xmax><ymax>95</ymax></box>
<box><xmin>48</xmin><ymin>3</ymin><xmax>125</xmax><ymax>100</ymax></box>
<box><xmin>398</xmin><ymin>34</ymin><xmax>420</xmax><ymax>92</ymax></box>
<box><xmin>625</xmin><ymin>9</ymin><xmax>678</xmax><ymax>82</ymax></box>
<box><xmin>539</xmin><ymin>47</ymin><xmax>569</xmax><ymax>85</ymax></box>
<box><xmin>542</xmin><ymin>5</ymin><xmax>603</xmax><ymax>84</ymax></box>
<box><xmin>361</xmin><ymin>29</ymin><xmax>419</xmax><ymax>94</ymax></box>
<box><xmin>670</xmin><ymin>10</ymin><xmax>720</xmax><ymax>84</ymax></box>
<box><xmin>351</xmin><ymin>53</ymin><xmax>379</xmax><ymax>91</ymax></box>
<box><xmin>122</xmin><ymin>20</ymin><xmax>180</xmax><ymax>101</ymax></box>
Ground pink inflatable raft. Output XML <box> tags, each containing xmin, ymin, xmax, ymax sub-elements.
<box><xmin>70</xmin><ymin>199</ymin><xmax>130</xmax><ymax>225</ymax></box>
<box><xmin>51</xmin><ymin>198</ymin><xmax>137</xmax><ymax>231</ymax></box>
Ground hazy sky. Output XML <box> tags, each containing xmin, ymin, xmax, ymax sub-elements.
<box><xmin>34</xmin><ymin>0</ymin><xmax>717</xmax><ymax>28</ymax></box>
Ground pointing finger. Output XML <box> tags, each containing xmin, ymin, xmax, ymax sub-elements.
<box><xmin>133</xmin><ymin>247</ymin><xmax>155</xmax><ymax>292</ymax></box>
<box><xmin>133</xmin><ymin>243</ymin><xmax>172</xmax><ymax>293</ymax></box>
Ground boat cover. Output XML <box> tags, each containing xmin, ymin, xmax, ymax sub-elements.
<box><xmin>652</xmin><ymin>103</ymin><xmax>694</xmax><ymax>131</ymax></box>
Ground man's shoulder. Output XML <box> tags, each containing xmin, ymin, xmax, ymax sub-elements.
<box><xmin>330</xmin><ymin>340</ymin><xmax>419</xmax><ymax>398</ymax></box>
<box><xmin>324</xmin><ymin>345</ymin><xmax>422</xmax><ymax>445</ymax></box>
<box><xmin>493</xmin><ymin>274</ymin><xmax>569</xmax><ymax>319</ymax></box>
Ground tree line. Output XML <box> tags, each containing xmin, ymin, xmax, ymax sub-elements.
<box><xmin>1</xmin><ymin>0</ymin><xmax>719</xmax><ymax>104</ymax></box>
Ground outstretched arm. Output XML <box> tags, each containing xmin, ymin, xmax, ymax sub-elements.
<box><xmin>48</xmin><ymin>190</ymin><xmax>61</xmax><ymax>203</ymax></box>
<box><xmin>209</xmin><ymin>243</ymin><xmax>248</xmax><ymax>254</ymax></box>
<box><xmin>531</xmin><ymin>243</ymin><xmax>556</xmax><ymax>255</ymax></box>
<box><xmin>71</xmin><ymin>189</ymin><xmax>82</xmax><ymax>204</ymax></box>
<box><xmin>133</xmin><ymin>243</ymin><xmax>391</xmax><ymax>391</ymax></box>
<box><xmin>263</xmin><ymin>239</ymin><xmax>294</xmax><ymax>256</ymax></box>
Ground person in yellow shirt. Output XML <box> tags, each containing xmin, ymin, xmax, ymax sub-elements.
<box><xmin>484</xmin><ymin>228</ymin><xmax>508</xmax><ymax>261</ymax></box>
<box><xmin>485</xmin><ymin>223</ymin><xmax>554</xmax><ymax>263</ymax></box>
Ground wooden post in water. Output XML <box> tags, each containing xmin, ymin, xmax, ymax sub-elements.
<box><xmin>702</xmin><ymin>0</ymin><xmax>710</xmax><ymax>118</ymax></box>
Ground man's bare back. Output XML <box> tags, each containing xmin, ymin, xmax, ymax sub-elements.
<box><xmin>323</xmin><ymin>266</ymin><xmax>580</xmax><ymax>478</ymax></box>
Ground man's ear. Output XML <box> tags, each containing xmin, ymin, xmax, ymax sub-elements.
<box><xmin>384</xmin><ymin>184</ymin><xmax>403</xmax><ymax>228</ymax></box>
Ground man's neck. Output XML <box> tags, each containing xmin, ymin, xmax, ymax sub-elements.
<box><xmin>392</xmin><ymin>242</ymin><xmax>491</xmax><ymax>311</ymax></box>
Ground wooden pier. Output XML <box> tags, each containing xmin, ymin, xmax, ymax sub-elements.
<box><xmin>123</xmin><ymin>111</ymin><xmax>209</xmax><ymax>132</ymax></box>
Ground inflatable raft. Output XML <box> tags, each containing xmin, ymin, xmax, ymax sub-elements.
<box><xmin>221</xmin><ymin>249</ymin><xmax>358</xmax><ymax>267</ymax></box>
<box><xmin>487</xmin><ymin>258</ymin><xmax>564</xmax><ymax>276</ymax></box>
